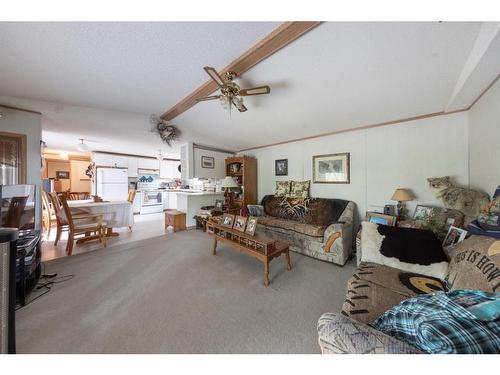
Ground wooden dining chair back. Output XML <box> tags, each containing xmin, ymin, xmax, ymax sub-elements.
<box><xmin>41</xmin><ymin>191</ymin><xmax>55</xmax><ymax>238</ymax></box>
<box><xmin>48</xmin><ymin>192</ymin><xmax>68</xmax><ymax>245</ymax></box>
<box><xmin>59</xmin><ymin>195</ymin><xmax>107</xmax><ymax>255</ymax></box>
<box><xmin>127</xmin><ymin>189</ymin><xmax>136</xmax><ymax>203</ymax></box>
<box><xmin>69</xmin><ymin>192</ymin><xmax>91</xmax><ymax>200</ymax></box>
<box><xmin>3</xmin><ymin>196</ymin><xmax>28</xmax><ymax>228</ymax></box>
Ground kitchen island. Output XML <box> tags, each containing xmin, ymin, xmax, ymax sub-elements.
<box><xmin>174</xmin><ymin>191</ymin><xmax>225</xmax><ymax>228</ymax></box>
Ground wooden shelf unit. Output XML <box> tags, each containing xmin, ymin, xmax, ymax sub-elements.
<box><xmin>225</xmin><ymin>155</ymin><xmax>257</xmax><ymax>212</ymax></box>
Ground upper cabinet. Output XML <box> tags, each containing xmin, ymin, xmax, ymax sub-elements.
<box><xmin>92</xmin><ymin>152</ymin><xmax>180</xmax><ymax>179</ymax></box>
<box><xmin>92</xmin><ymin>153</ymin><xmax>113</xmax><ymax>166</ymax></box>
<box><xmin>127</xmin><ymin>157</ymin><xmax>138</xmax><ymax>177</ymax></box>
<box><xmin>160</xmin><ymin>160</ymin><xmax>182</xmax><ymax>179</ymax></box>
<box><xmin>112</xmin><ymin>155</ymin><xmax>128</xmax><ymax>168</ymax></box>
<box><xmin>137</xmin><ymin>157</ymin><xmax>159</xmax><ymax>170</ymax></box>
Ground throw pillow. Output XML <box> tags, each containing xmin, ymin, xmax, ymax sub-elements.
<box><xmin>371</xmin><ymin>290</ymin><xmax>500</xmax><ymax>354</ymax></box>
<box><xmin>445</xmin><ymin>235</ymin><xmax>500</xmax><ymax>292</ymax></box>
<box><xmin>275</xmin><ymin>181</ymin><xmax>291</xmax><ymax>197</ymax></box>
<box><xmin>478</xmin><ymin>196</ymin><xmax>500</xmax><ymax>226</ymax></box>
<box><xmin>361</xmin><ymin>221</ymin><xmax>449</xmax><ymax>279</ymax></box>
<box><xmin>246</xmin><ymin>204</ymin><xmax>264</xmax><ymax>217</ymax></box>
<box><xmin>288</xmin><ymin>180</ymin><xmax>310</xmax><ymax>198</ymax></box>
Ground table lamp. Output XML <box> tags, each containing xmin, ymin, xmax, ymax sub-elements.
<box><xmin>221</xmin><ymin>176</ymin><xmax>239</xmax><ymax>207</ymax></box>
<box><xmin>391</xmin><ymin>188</ymin><xmax>415</xmax><ymax>221</ymax></box>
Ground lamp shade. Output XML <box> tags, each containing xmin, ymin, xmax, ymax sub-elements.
<box><xmin>391</xmin><ymin>188</ymin><xmax>415</xmax><ymax>202</ymax></box>
<box><xmin>221</xmin><ymin>176</ymin><xmax>238</xmax><ymax>188</ymax></box>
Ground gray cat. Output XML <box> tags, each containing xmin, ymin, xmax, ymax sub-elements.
<box><xmin>427</xmin><ymin>176</ymin><xmax>490</xmax><ymax>225</ymax></box>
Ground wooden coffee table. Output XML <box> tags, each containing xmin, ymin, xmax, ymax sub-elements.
<box><xmin>206</xmin><ymin>219</ymin><xmax>292</xmax><ymax>286</ymax></box>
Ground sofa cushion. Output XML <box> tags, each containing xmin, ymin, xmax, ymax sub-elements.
<box><xmin>261</xmin><ymin>195</ymin><xmax>349</xmax><ymax>226</ymax></box>
<box><xmin>288</xmin><ymin>180</ymin><xmax>310</xmax><ymax>198</ymax></box>
<box><xmin>342</xmin><ymin>263</ymin><xmax>446</xmax><ymax>323</ymax></box>
<box><xmin>258</xmin><ymin>216</ymin><xmax>326</xmax><ymax>237</ymax></box>
<box><xmin>275</xmin><ymin>181</ymin><xmax>290</xmax><ymax>197</ymax></box>
<box><xmin>445</xmin><ymin>235</ymin><xmax>500</xmax><ymax>292</ymax></box>
<box><xmin>361</xmin><ymin>221</ymin><xmax>449</xmax><ymax>279</ymax></box>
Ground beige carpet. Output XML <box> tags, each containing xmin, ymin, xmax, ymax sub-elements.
<box><xmin>16</xmin><ymin>230</ymin><xmax>356</xmax><ymax>353</ymax></box>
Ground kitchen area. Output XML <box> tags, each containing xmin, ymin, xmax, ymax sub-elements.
<box><xmin>91</xmin><ymin>142</ymin><xmax>231</xmax><ymax>229</ymax></box>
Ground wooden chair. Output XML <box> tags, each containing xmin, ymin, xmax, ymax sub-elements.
<box><xmin>48</xmin><ymin>192</ymin><xmax>69</xmax><ymax>245</ymax></box>
<box><xmin>48</xmin><ymin>192</ymin><xmax>102</xmax><ymax>246</ymax></box>
<box><xmin>59</xmin><ymin>195</ymin><xmax>107</xmax><ymax>256</ymax></box>
<box><xmin>127</xmin><ymin>189</ymin><xmax>136</xmax><ymax>231</ymax></box>
<box><xmin>69</xmin><ymin>192</ymin><xmax>91</xmax><ymax>200</ymax></box>
<box><xmin>41</xmin><ymin>191</ymin><xmax>56</xmax><ymax>239</ymax></box>
<box><xmin>3</xmin><ymin>196</ymin><xmax>28</xmax><ymax>228</ymax></box>
<box><xmin>127</xmin><ymin>189</ymin><xmax>136</xmax><ymax>203</ymax></box>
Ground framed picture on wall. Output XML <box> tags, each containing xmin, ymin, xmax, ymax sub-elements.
<box><xmin>56</xmin><ymin>171</ymin><xmax>70</xmax><ymax>179</ymax></box>
<box><xmin>201</xmin><ymin>156</ymin><xmax>215</xmax><ymax>169</ymax></box>
<box><xmin>275</xmin><ymin>159</ymin><xmax>288</xmax><ymax>176</ymax></box>
<box><xmin>312</xmin><ymin>152</ymin><xmax>350</xmax><ymax>184</ymax></box>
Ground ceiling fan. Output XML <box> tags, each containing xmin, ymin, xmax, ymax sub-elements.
<box><xmin>196</xmin><ymin>66</ymin><xmax>271</xmax><ymax>113</ymax></box>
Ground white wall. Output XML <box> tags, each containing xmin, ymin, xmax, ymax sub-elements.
<box><xmin>469</xmin><ymin>79</ymin><xmax>500</xmax><ymax>195</ymax></box>
<box><xmin>0</xmin><ymin>106</ymin><xmax>42</xmax><ymax>229</ymax></box>
<box><xmin>243</xmin><ymin>112</ymin><xmax>470</xmax><ymax>225</ymax></box>
<box><xmin>192</xmin><ymin>147</ymin><xmax>233</xmax><ymax>179</ymax></box>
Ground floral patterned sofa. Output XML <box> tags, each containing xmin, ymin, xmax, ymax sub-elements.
<box><xmin>256</xmin><ymin>195</ymin><xmax>356</xmax><ymax>266</ymax></box>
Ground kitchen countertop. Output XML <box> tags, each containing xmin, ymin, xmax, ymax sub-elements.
<box><xmin>135</xmin><ymin>189</ymin><xmax>223</xmax><ymax>196</ymax></box>
<box><xmin>173</xmin><ymin>191</ymin><xmax>224</xmax><ymax>196</ymax></box>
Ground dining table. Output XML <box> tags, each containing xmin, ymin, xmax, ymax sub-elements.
<box><xmin>67</xmin><ymin>200</ymin><xmax>134</xmax><ymax>243</ymax></box>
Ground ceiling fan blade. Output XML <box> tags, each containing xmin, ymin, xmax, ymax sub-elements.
<box><xmin>239</xmin><ymin>85</ymin><xmax>271</xmax><ymax>96</ymax></box>
<box><xmin>196</xmin><ymin>95</ymin><xmax>221</xmax><ymax>102</ymax></box>
<box><xmin>203</xmin><ymin>66</ymin><xmax>225</xmax><ymax>87</ymax></box>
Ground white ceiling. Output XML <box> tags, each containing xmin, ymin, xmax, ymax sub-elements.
<box><xmin>1</xmin><ymin>22</ymin><xmax>499</xmax><ymax>154</ymax></box>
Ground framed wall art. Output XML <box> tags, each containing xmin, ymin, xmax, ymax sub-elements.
<box><xmin>275</xmin><ymin>159</ymin><xmax>288</xmax><ymax>176</ymax></box>
<box><xmin>201</xmin><ymin>156</ymin><xmax>215</xmax><ymax>169</ymax></box>
<box><xmin>312</xmin><ymin>152</ymin><xmax>350</xmax><ymax>184</ymax></box>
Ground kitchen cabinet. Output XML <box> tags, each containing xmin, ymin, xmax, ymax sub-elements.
<box><xmin>112</xmin><ymin>155</ymin><xmax>128</xmax><ymax>168</ymax></box>
<box><xmin>127</xmin><ymin>157</ymin><xmax>138</xmax><ymax>177</ymax></box>
<box><xmin>159</xmin><ymin>160</ymin><xmax>169</xmax><ymax>179</ymax></box>
<box><xmin>138</xmin><ymin>157</ymin><xmax>159</xmax><ymax>170</ymax></box>
<box><xmin>92</xmin><ymin>153</ymin><xmax>113</xmax><ymax>166</ymax></box>
<box><xmin>167</xmin><ymin>192</ymin><xmax>177</xmax><ymax>210</ymax></box>
<box><xmin>132</xmin><ymin>191</ymin><xmax>142</xmax><ymax>214</ymax></box>
<box><xmin>162</xmin><ymin>191</ymin><xmax>169</xmax><ymax>210</ymax></box>
<box><xmin>160</xmin><ymin>160</ymin><xmax>181</xmax><ymax>179</ymax></box>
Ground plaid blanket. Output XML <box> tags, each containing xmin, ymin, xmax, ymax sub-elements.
<box><xmin>371</xmin><ymin>290</ymin><xmax>500</xmax><ymax>354</ymax></box>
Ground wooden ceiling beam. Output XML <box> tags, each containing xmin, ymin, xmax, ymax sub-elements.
<box><xmin>160</xmin><ymin>21</ymin><xmax>321</xmax><ymax>121</ymax></box>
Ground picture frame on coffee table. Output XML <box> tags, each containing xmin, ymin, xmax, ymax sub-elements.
<box><xmin>233</xmin><ymin>215</ymin><xmax>247</xmax><ymax>232</ymax></box>
<box><xmin>245</xmin><ymin>216</ymin><xmax>258</xmax><ymax>236</ymax></box>
<box><xmin>221</xmin><ymin>214</ymin><xmax>235</xmax><ymax>229</ymax></box>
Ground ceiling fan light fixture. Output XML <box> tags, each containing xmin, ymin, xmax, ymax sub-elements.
<box><xmin>77</xmin><ymin>138</ymin><xmax>90</xmax><ymax>152</ymax></box>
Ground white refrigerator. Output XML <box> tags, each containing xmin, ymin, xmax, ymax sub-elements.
<box><xmin>95</xmin><ymin>167</ymin><xmax>128</xmax><ymax>201</ymax></box>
